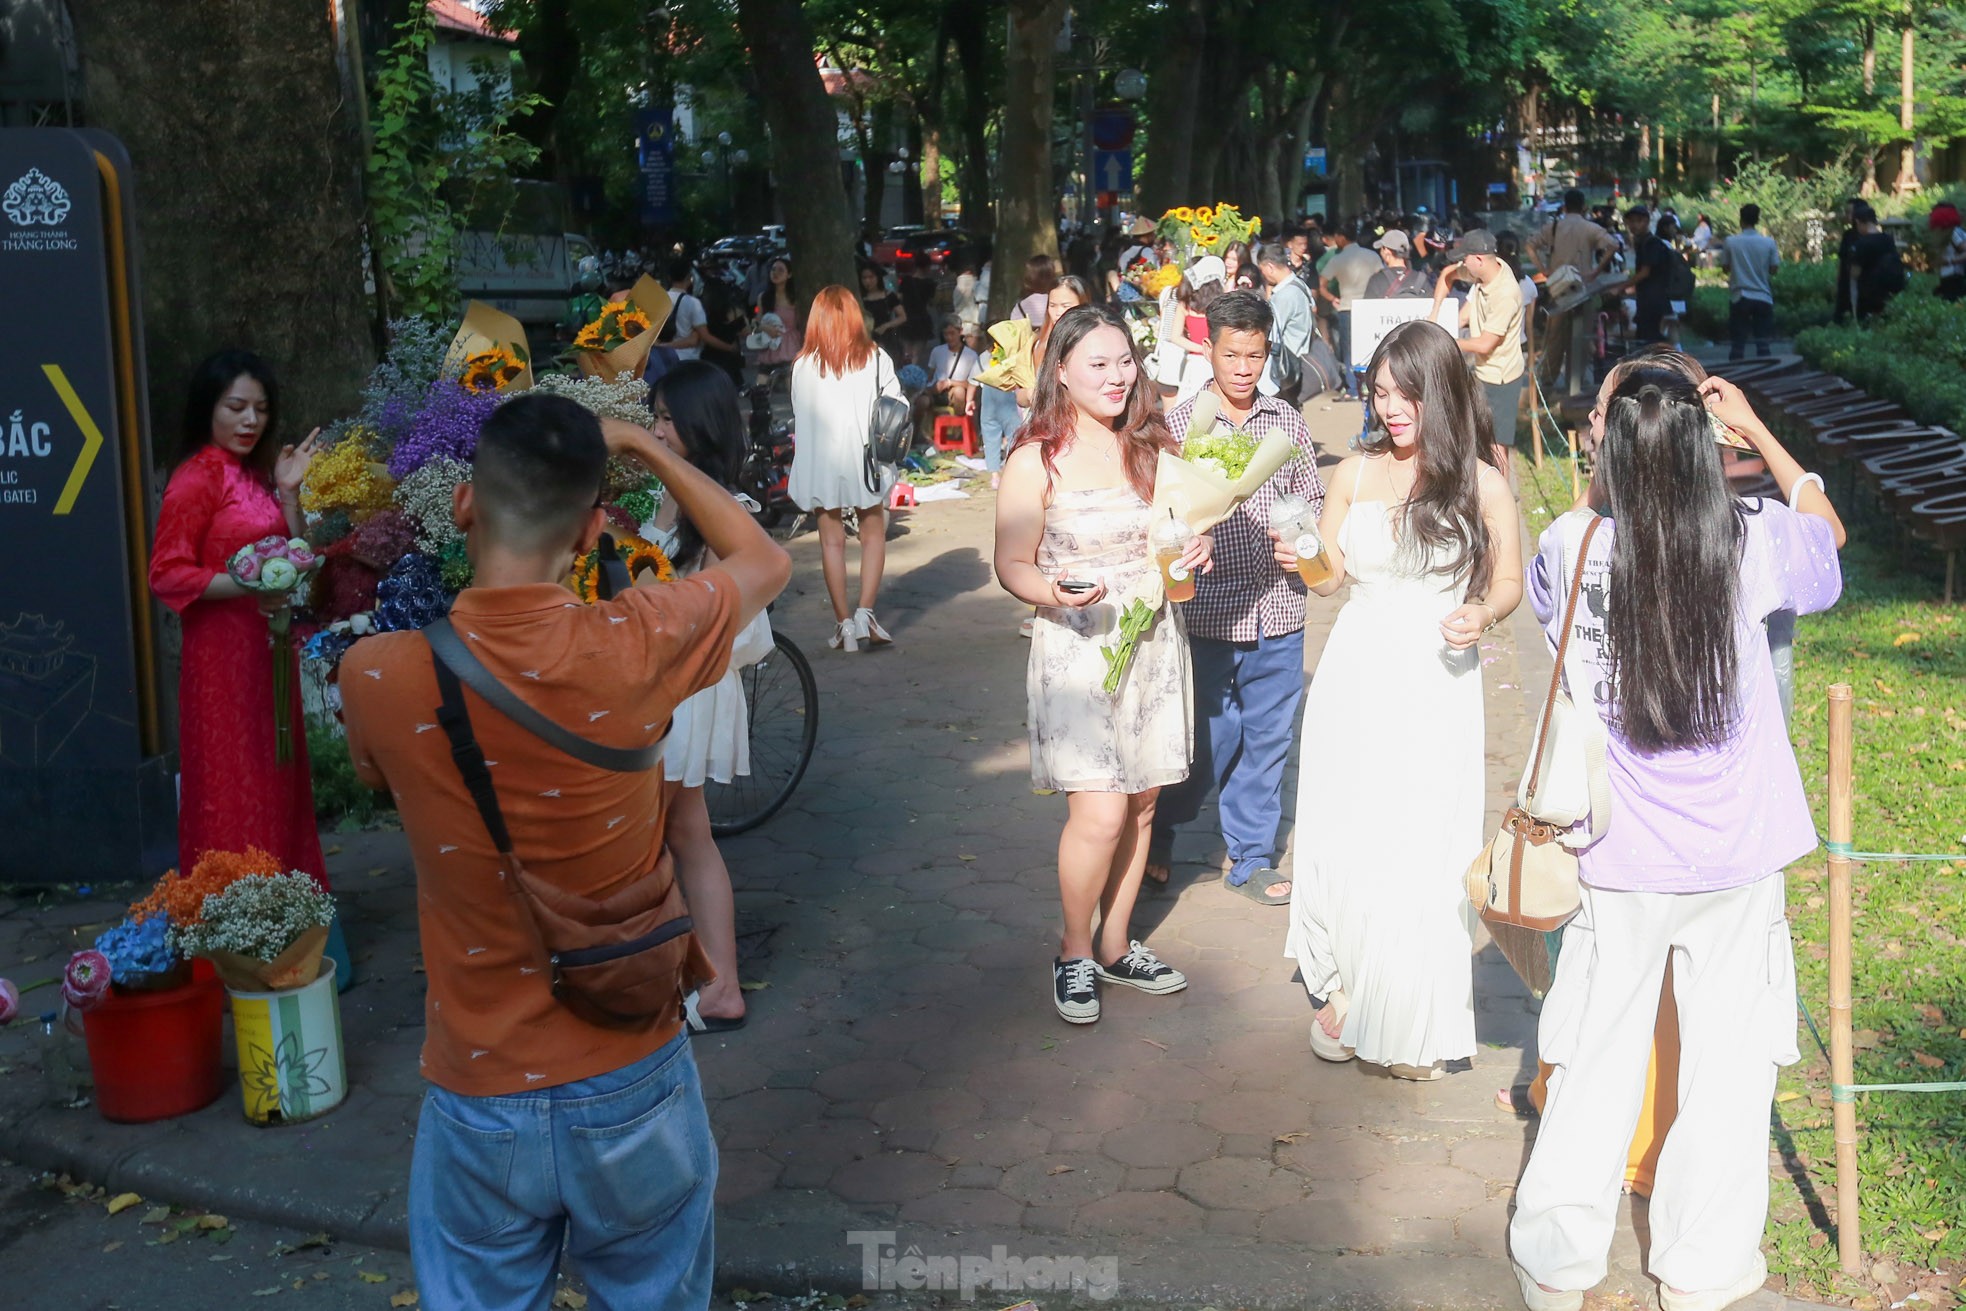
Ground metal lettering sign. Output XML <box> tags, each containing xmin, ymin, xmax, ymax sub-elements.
<box><xmin>0</xmin><ymin>128</ymin><xmax>172</xmax><ymax>881</ymax></box>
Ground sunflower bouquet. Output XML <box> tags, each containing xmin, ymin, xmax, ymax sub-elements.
<box><xmin>459</xmin><ymin>346</ymin><xmax>528</xmax><ymax>393</ymax></box>
<box><xmin>446</xmin><ymin>301</ymin><xmax>535</xmax><ymax>393</ymax></box>
<box><xmin>568</xmin><ymin>532</ymin><xmax>677</xmax><ymax>602</ymax></box>
<box><xmin>573</xmin><ymin>275</ymin><xmax>671</xmax><ymax>381</ymax></box>
<box><xmin>1156</xmin><ymin>202</ymin><xmax>1263</xmax><ymax>261</ymax></box>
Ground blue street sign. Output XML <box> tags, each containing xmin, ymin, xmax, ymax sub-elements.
<box><xmin>1090</xmin><ymin>110</ymin><xmax>1135</xmax><ymax>151</ymax></box>
<box><xmin>1093</xmin><ymin>149</ymin><xmax>1132</xmax><ymax>194</ymax></box>
<box><xmin>635</xmin><ymin>108</ymin><xmax>676</xmax><ymax>226</ymax></box>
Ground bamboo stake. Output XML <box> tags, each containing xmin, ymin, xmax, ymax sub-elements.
<box><xmin>1827</xmin><ymin>682</ymin><xmax>1861</xmax><ymax>1275</ymax></box>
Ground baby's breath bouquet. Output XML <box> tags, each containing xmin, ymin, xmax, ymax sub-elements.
<box><xmin>172</xmin><ymin>872</ymin><xmax>338</xmax><ymax>992</ymax></box>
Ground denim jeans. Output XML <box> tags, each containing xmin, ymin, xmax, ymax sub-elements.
<box><xmin>1151</xmin><ymin>629</ymin><xmax>1307</xmax><ymax>884</ymax></box>
<box><xmin>1333</xmin><ymin>312</ymin><xmax>1358</xmax><ymax>395</ymax></box>
<box><xmin>978</xmin><ymin>385</ymin><xmax>1023</xmax><ymax>473</ymax></box>
<box><xmin>409</xmin><ymin>1031</ymin><xmax>716</xmax><ymax>1311</ymax></box>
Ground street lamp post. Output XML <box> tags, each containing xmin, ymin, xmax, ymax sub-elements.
<box><xmin>699</xmin><ymin>132</ymin><xmax>748</xmax><ymax>230</ymax></box>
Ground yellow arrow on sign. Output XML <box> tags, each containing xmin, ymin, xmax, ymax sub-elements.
<box><xmin>43</xmin><ymin>364</ymin><xmax>105</xmax><ymax>516</ymax></box>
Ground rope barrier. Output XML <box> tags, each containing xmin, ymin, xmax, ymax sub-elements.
<box><xmin>1797</xmin><ymin>993</ymin><xmax>1966</xmax><ymax>1105</ymax></box>
<box><xmin>1823</xmin><ymin>840</ymin><xmax>1964</xmax><ymax>863</ymax></box>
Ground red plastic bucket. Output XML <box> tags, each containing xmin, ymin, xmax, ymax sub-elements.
<box><xmin>81</xmin><ymin>970</ymin><xmax>227</xmax><ymax>1123</ymax></box>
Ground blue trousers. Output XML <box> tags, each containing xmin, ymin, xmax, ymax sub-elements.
<box><xmin>1152</xmin><ymin>628</ymin><xmax>1306</xmax><ymax>884</ymax></box>
<box><xmin>409</xmin><ymin>1031</ymin><xmax>716</xmax><ymax>1311</ymax></box>
<box><xmin>978</xmin><ymin>386</ymin><xmax>1021</xmax><ymax>473</ymax></box>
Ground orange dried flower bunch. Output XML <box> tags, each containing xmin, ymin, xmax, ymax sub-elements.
<box><xmin>130</xmin><ymin>846</ymin><xmax>284</xmax><ymax>927</ymax></box>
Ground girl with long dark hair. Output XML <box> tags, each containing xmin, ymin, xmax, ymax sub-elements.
<box><xmin>1509</xmin><ymin>370</ymin><xmax>1843</xmax><ymax>1311</ymax></box>
<box><xmin>148</xmin><ymin>351</ymin><xmax>329</xmax><ymax>894</ymax></box>
<box><xmin>752</xmin><ymin>257</ymin><xmax>802</xmax><ymax>380</ymax></box>
<box><xmin>993</xmin><ymin>303</ymin><xmax>1211</xmax><ymax>1024</ymax></box>
<box><xmin>644</xmin><ymin>361</ymin><xmax>770</xmax><ymax>1030</ymax></box>
<box><xmin>1278</xmin><ymin>318</ymin><xmax>1523</xmax><ymax>1079</ymax></box>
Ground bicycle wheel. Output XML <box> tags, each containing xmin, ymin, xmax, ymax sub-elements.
<box><xmin>706</xmin><ymin>632</ymin><xmax>818</xmax><ymax>837</ymax></box>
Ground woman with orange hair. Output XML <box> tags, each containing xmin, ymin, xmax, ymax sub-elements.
<box><xmin>790</xmin><ymin>284</ymin><xmax>905</xmax><ymax>651</ymax></box>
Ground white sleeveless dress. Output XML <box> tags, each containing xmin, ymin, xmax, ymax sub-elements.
<box><xmin>650</xmin><ymin>523</ymin><xmax>773</xmax><ymax>788</ymax></box>
<box><xmin>1284</xmin><ymin>497</ymin><xmax>1482</xmax><ymax>1069</ymax></box>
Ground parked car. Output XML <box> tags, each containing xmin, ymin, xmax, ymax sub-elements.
<box><xmin>895</xmin><ymin>229</ymin><xmax>980</xmax><ymax>274</ymax></box>
<box><xmin>759</xmin><ymin>225</ymin><xmax>787</xmax><ymax>251</ymax></box>
<box><xmin>872</xmin><ymin>224</ymin><xmax>926</xmax><ymax>266</ymax></box>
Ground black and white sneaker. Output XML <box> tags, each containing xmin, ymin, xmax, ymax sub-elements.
<box><xmin>1053</xmin><ymin>956</ymin><xmax>1099</xmax><ymax>1024</ymax></box>
<box><xmin>1095</xmin><ymin>940</ymin><xmax>1188</xmax><ymax>994</ymax></box>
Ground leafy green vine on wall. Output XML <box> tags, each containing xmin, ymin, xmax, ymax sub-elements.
<box><xmin>366</xmin><ymin>9</ymin><xmax>545</xmax><ymax>320</ymax></box>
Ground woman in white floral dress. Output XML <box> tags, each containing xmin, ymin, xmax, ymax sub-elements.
<box><xmin>994</xmin><ymin>303</ymin><xmax>1212</xmax><ymax>1025</ymax></box>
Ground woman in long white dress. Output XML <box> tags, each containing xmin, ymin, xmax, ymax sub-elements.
<box><xmin>1275</xmin><ymin>319</ymin><xmax>1524</xmax><ymax>1080</ymax></box>
<box><xmin>789</xmin><ymin>284</ymin><xmax>904</xmax><ymax>652</ymax></box>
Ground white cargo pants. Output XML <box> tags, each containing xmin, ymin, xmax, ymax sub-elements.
<box><xmin>1509</xmin><ymin>874</ymin><xmax>1799</xmax><ymax>1293</ymax></box>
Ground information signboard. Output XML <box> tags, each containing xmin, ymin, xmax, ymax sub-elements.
<box><xmin>1348</xmin><ymin>297</ymin><xmax>1463</xmax><ymax>371</ymax></box>
<box><xmin>637</xmin><ymin>108</ymin><xmax>676</xmax><ymax>227</ymax></box>
<box><xmin>0</xmin><ymin>128</ymin><xmax>174</xmax><ymax>881</ymax></box>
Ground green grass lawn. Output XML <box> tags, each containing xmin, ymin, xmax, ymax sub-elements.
<box><xmin>1514</xmin><ymin>450</ymin><xmax>1966</xmax><ymax>1305</ymax></box>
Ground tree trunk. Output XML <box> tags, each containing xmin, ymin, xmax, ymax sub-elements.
<box><xmin>1186</xmin><ymin>22</ymin><xmax>1251</xmax><ymax>204</ymax></box>
<box><xmin>1136</xmin><ymin>0</ymin><xmax>1206</xmax><ymax>216</ymax></box>
<box><xmin>508</xmin><ymin>0</ymin><xmax>580</xmax><ymax>174</ymax></box>
<box><xmin>921</xmin><ymin>125</ymin><xmax>943</xmax><ymax>224</ymax></box>
<box><xmin>946</xmin><ymin>0</ymin><xmax>994</xmax><ymax>235</ymax></box>
<box><xmin>1861</xmin><ymin>18</ymin><xmax>1879</xmax><ymax>195</ymax></box>
<box><xmin>991</xmin><ymin>0</ymin><xmax>1067</xmax><ymax>323</ymax></box>
<box><xmin>862</xmin><ymin>99</ymin><xmax>893</xmax><ymax>230</ymax></box>
<box><xmin>1894</xmin><ymin>10</ymin><xmax>1919</xmax><ymax>194</ymax></box>
<box><xmin>736</xmin><ymin>0</ymin><xmax>858</xmax><ymax>294</ymax></box>
<box><xmin>1276</xmin><ymin>89</ymin><xmax>1316</xmax><ymax>224</ymax></box>
<box><xmin>68</xmin><ymin>0</ymin><xmax>374</xmax><ymax>438</ymax></box>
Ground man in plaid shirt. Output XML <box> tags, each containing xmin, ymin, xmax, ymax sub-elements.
<box><xmin>1147</xmin><ymin>292</ymin><xmax>1326</xmax><ymax>905</ymax></box>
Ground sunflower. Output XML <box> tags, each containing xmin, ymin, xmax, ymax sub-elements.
<box><xmin>1189</xmin><ymin>225</ymin><xmax>1209</xmax><ymax>244</ymax></box>
<box><xmin>614</xmin><ymin>308</ymin><xmax>652</xmax><ymax>337</ymax></box>
<box><xmin>459</xmin><ymin>346</ymin><xmax>526</xmax><ymax>393</ymax></box>
<box><xmin>1195</xmin><ymin>206</ymin><xmax>1216</xmax><ymax>225</ymax></box>
<box><xmin>1249</xmin><ymin>216</ymin><xmax>1263</xmax><ymax>235</ymax></box>
<box><xmin>568</xmin><ymin>533</ymin><xmax>677</xmax><ymax>602</ymax></box>
<box><xmin>1171</xmin><ymin>206</ymin><xmax>1195</xmax><ymax>222</ymax></box>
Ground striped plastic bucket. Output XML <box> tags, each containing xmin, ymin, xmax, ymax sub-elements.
<box><xmin>225</xmin><ymin>958</ymin><xmax>346</xmax><ymax>1125</ymax></box>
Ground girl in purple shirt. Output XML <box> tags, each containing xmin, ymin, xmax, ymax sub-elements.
<box><xmin>1509</xmin><ymin>370</ymin><xmax>1845</xmax><ymax>1311</ymax></box>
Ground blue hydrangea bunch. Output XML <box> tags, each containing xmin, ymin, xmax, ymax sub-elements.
<box><xmin>374</xmin><ymin>552</ymin><xmax>453</xmax><ymax>633</ymax></box>
<box><xmin>94</xmin><ymin>914</ymin><xmax>177</xmax><ymax>984</ymax></box>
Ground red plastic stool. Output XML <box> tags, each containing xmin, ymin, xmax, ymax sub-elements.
<box><xmin>888</xmin><ymin>481</ymin><xmax>917</xmax><ymax>509</ymax></box>
<box><xmin>932</xmin><ymin>413</ymin><xmax>979</xmax><ymax>456</ymax></box>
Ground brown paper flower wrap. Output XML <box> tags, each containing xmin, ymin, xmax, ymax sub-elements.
<box><xmin>446</xmin><ymin>301</ymin><xmax>535</xmax><ymax>393</ymax></box>
<box><xmin>974</xmin><ymin>320</ymin><xmax>1037</xmax><ymax>392</ymax></box>
<box><xmin>1149</xmin><ymin>430</ymin><xmax>1299</xmax><ymax>537</ymax></box>
<box><xmin>168</xmin><ymin>871</ymin><xmax>337</xmax><ymax>994</ymax></box>
<box><xmin>204</xmin><ymin>924</ymin><xmax>330</xmax><ymax>993</ymax></box>
<box><xmin>574</xmin><ymin>275</ymin><xmax>672</xmax><ymax>380</ymax></box>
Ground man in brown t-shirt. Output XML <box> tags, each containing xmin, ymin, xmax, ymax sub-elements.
<box><xmin>342</xmin><ymin>394</ymin><xmax>788</xmax><ymax>1311</ymax></box>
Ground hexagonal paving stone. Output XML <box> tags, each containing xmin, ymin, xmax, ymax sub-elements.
<box><xmin>1025</xmin><ymin>1083</ymin><xmax>1148</xmax><ymax>1134</ymax></box>
<box><xmin>1074</xmin><ymin>1189</ymin><xmax>1206</xmax><ymax>1236</ymax></box>
<box><xmin>870</xmin><ymin>1088</ymin><xmax>988</xmax><ymax>1151</ymax></box>
<box><xmin>931</xmin><ymin>1118</ymin><xmax>1053</xmax><ymax>1168</ymax></box>
<box><xmin>1197</xmin><ymin>1089</ymin><xmax>1313</xmax><ymax>1137</ymax></box>
<box><xmin>1260</xmin><ymin>1198</ymin><xmax>1401</xmax><ymax>1250</ymax></box>
<box><xmin>830</xmin><ymin>1150</ymin><xmax>954</xmax><ymax>1204</ymax></box>
<box><xmin>715</xmin><ymin>1149</ymin><xmax>784</xmax><ymax>1205</ymax></box>
<box><xmin>1450</xmin><ymin>1132</ymin><xmax>1532</xmax><ymax>1183</ymax></box>
<box><xmin>715</xmin><ymin>1089</ymin><xmax>829</xmax><ymax>1151</ymax></box>
<box><xmin>1099</xmin><ymin>1121</ymin><xmax>1220</xmax><ymax>1169</ymax></box>
<box><xmin>898</xmin><ymin>1186</ymin><xmax>1025</xmax><ymax>1231</ymax></box>
<box><xmin>810</xmin><ymin>1058</ymin><xmax>925</xmax><ymax>1102</ymax></box>
<box><xmin>1175</xmin><ymin>1157</ymin><xmax>1307</xmax><ymax>1211</ymax></box>
<box><xmin>1357</xmin><ymin>1161</ymin><xmax>1491</xmax><ymax>1218</ymax></box>
<box><xmin>998</xmin><ymin>1153</ymin><xmax>1127</xmax><ymax>1207</ymax></box>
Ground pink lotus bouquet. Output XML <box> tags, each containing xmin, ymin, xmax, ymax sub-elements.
<box><xmin>227</xmin><ymin>535</ymin><xmax>322</xmax><ymax>766</ymax></box>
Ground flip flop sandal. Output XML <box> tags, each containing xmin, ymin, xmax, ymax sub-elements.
<box><xmin>1141</xmin><ymin>864</ymin><xmax>1172</xmax><ymax>896</ymax></box>
<box><xmin>1224</xmin><ymin>871</ymin><xmax>1291</xmax><ymax>906</ymax></box>
<box><xmin>684</xmin><ymin>991</ymin><xmax>747</xmax><ymax>1035</ymax></box>
<box><xmin>1496</xmin><ymin>1084</ymin><xmax>1539</xmax><ymax>1117</ymax></box>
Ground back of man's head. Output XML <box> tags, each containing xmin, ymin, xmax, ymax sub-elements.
<box><xmin>1207</xmin><ymin>289</ymin><xmax>1273</xmax><ymax>342</ymax></box>
<box><xmin>1740</xmin><ymin>203</ymin><xmax>1761</xmax><ymax>230</ymax></box>
<box><xmin>667</xmin><ymin>255</ymin><xmax>693</xmax><ymax>285</ymax></box>
<box><xmin>472</xmin><ymin>395</ymin><xmax>607</xmax><ymax>554</ymax></box>
<box><xmin>1258</xmin><ymin>243</ymin><xmax>1293</xmax><ymax>274</ymax></box>
<box><xmin>1851</xmin><ymin>200</ymin><xmax>1877</xmax><ymax>225</ymax></box>
<box><xmin>1564</xmin><ymin>188</ymin><xmax>1586</xmax><ymax>213</ymax></box>
<box><xmin>1626</xmin><ymin>205</ymin><xmax>1651</xmax><ymax>225</ymax></box>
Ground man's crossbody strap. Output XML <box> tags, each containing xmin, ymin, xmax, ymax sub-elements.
<box><xmin>431</xmin><ymin>655</ymin><xmax>514</xmax><ymax>854</ymax></box>
<box><xmin>425</xmin><ymin>618</ymin><xmax>659</xmax><ymax>772</ymax></box>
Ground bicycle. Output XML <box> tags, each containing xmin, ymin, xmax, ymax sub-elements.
<box><xmin>705</xmin><ymin>630</ymin><xmax>819</xmax><ymax>836</ymax></box>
